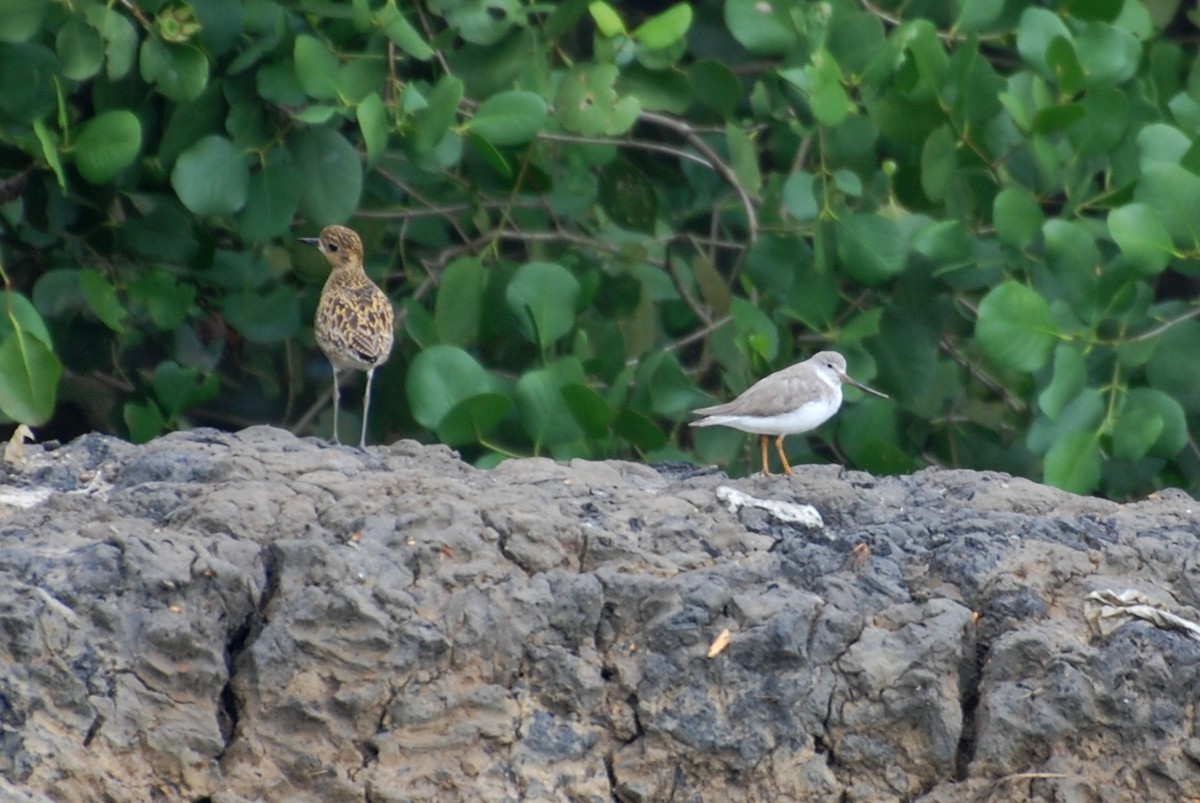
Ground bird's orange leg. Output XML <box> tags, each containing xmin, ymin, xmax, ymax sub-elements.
<box><xmin>775</xmin><ymin>435</ymin><xmax>793</xmax><ymax>476</ymax></box>
<box><xmin>759</xmin><ymin>435</ymin><xmax>772</xmax><ymax>475</ymax></box>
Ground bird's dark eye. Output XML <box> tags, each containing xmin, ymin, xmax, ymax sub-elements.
<box><xmin>328</xmin><ymin>243</ymin><xmax>339</xmax><ymax>252</ymax></box>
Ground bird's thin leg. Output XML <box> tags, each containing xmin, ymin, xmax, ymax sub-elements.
<box><xmin>329</xmin><ymin>365</ymin><xmax>342</xmax><ymax>445</ymax></box>
<box><xmin>360</xmin><ymin>366</ymin><xmax>375</xmax><ymax>450</ymax></box>
<box><xmin>760</xmin><ymin>435</ymin><xmax>772</xmax><ymax>476</ymax></box>
<box><xmin>775</xmin><ymin>435</ymin><xmax>793</xmax><ymax>476</ymax></box>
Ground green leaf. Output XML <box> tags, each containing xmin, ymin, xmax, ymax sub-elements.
<box><xmin>920</xmin><ymin>126</ymin><xmax>957</xmax><ymax>202</ymax></box>
<box><xmin>613</xmin><ymin>407</ymin><xmax>667</xmax><ymax>451</ymax></box>
<box><xmin>1038</xmin><ymin>344</ymin><xmax>1086</xmax><ymax>418</ymax></box>
<box><xmin>635</xmin><ymin>351</ymin><xmax>708</xmax><ymax>416</ymax></box>
<box><xmin>171</xmin><ymin>135</ymin><xmax>249</xmax><ymax>216</ymax></box>
<box><xmin>0</xmin><ymin>43</ymin><xmax>57</xmax><ymax>123</ymax></box>
<box><xmin>237</xmin><ymin>163</ymin><xmax>303</xmax><ymax>243</ymax></box>
<box><xmin>1127</xmin><ymin>387</ymin><xmax>1187</xmax><ymax>459</ymax></box>
<box><xmin>73</xmin><ymin>110</ymin><xmax>142</xmax><ymax>185</ymax></box>
<box><xmin>724</xmin><ymin>0</ymin><xmax>796</xmax><ymax>56</ymax></box>
<box><xmin>221</xmin><ymin>285</ymin><xmax>301</xmax><ymax>344</ymax></box>
<box><xmin>993</xmin><ymin>187</ymin><xmax>1044</xmax><ymax>250</ymax></box>
<box><xmin>357</xmin><ymin>92</ymin><xmax>389</xmax><ymax>168</ymax></box>
<box><xmin>838</xmin><ymin>397</ymin><xmax>910</xmax><ymax>475</ymax></box>
<box><xmin>406</xmin><ymin>344</ymin><xmax>494</xmax><ymax>430</ymax></box>
<box><xmin>1028</xmin><ymin>388</ymin><xmax>1105</xmax><ymax>455</ymax></box>
<box><xmin>562</xmin><ymin>383</ymin><xmax>614</xmax><ymax>438</ymax></box>
<box><xmin>124</xmin><ymin>400</ymin><xmax>165</xmax><ymax>444</ymax></box>
<box><xmin>730</xmin><ymin>296</ymin><xmax>779</xmax><ymax>361</ymax></box>
<box><xmin>56</xmin><ymin>16</ymin><xmax>104</xmax><ymax>81</ymax></box>
<box><xmin>1045</xmin><ymin>36</ymin><xmax>1083</xmax><ymax>94</ymax></box>
<box><xmin>780</xmin><ymin>51</ymin><xmax>852</xmax><ymax>127</ymax></box>
<box><xmin>437</xmin><ymin>393</ymin><xmax>511</xmax><ymax>446</ymax></box>
<box><xmin>153</xmin><ymin>361</ymin><xmax>218</xmax><ymax>419</ymax></box>
<box><xmin>633</xmin><ymin>3</ymin><xmax>692</xmax><ymax>49</ymax></box>
<box><xmin>1146</xmin><ymin>320</ymin><xmax>1200</xmax><ymax>413</ymax></box>
<box><xmin>1016</xmin><ymin>7</ymin><xmax>1073</xmax><ymax>78</ymax></box>
<box><xmin>1134</xmin><ymin>164</ymin><xmax>1200</xmax><ymax>250</ymax></box>
<box><xmin>336</xmin><ymin>59</ymin><xmax>386</xmax><ymax>105</ymax></box>
<box><xmin>1111</xmin><ymin>397</ymin><xmax>1163</xmax><ymax>463</ymax></box>
<box><xmin>955</xmin><ymin>0</ymin><xmax>1004</xmax><ymax>33</ymax></box>
<box><xmin>599</xmin><ymin>159</ymin><xmax>657</xmax><ymax>233</ymax></box>
<box><xmin>140</xmin><ymin>38</ymin><xmax>209</xmax><ymax>102</ymax></box>
<box><xmin>87</xmin><ymin>5</ymin><xmax>137</xmax><ymax>80</ymax></box>
<box><xmin>435</xmin><ymin>258</ymin><xmax>485</xmax><ymax>346</ymax></box>
<box><xmin>516</xmin><ymin>358</ymin><xmax>588</xmax><ymax>446</ymax></box>
<box><xmin>688</xmin><ymin>60</ymin><xmax>741</xmax><ymax>119</ymax></box>
<box><xmin>33</xmin><ymin>119</ymin><xmax>65</xmax><ymax>189</ymax></box>
<box><xmin>505</xmin><ymin>262</ymin><xmax>580</xmax><ymax>349</ymax></box>
<box><xmin>79</xmin><ymin>269</ymin><xmax>126</xmax><ymax>333</ymax></box>
<box><xmin>0</xmin><ymin>322</ymin><xmax>61</xmax><ymax>425</ymax></box>
<box><xmin>435</xmin><ymin>0</ymin><xmax>519</xmax><ymax>45</ymax></box>
<box><xmin>555</xmin><ymin>63</ymin><xmax>640</xmax><ymax>136</ymax></box>
<box><xmin>1031</xmin><ymin>103</ymin><xmax>1085</xmax><ymax>135</ymax></box>
<box><xmin>0</xmin><ymin>0</ymin><xmax>47</xmax><ymax>44</ymax></box>
<box><xmin>1064</xmin><ymin>0</ymin><xmax>1123</xmax><ymax>22</ymax></box>
<box><xmin>465</xmin><ymin>91</ymin><xmax>547</xmax><ymax>147</ymax></box>
<box><xmin>975</xmin><ymin>281</ymin><xmax>1057</xmax><ymax>372</ymax></box>
<box><xmin>870</xmin><ymin>310</ymin><xmax>936</xmax><ymax>402</ymax></box>
<box><xmin>1043</xmin><ymin>430</ymin><xmax>1101</xmax><ymax>495</ymax></box>
<box><xmin>588</xmin><ymin>1</ymin><xmax>625</xmax><ymax>37</ymax></box>
<box><xmin>412</xmin><ymin>75</ymin><xmax>464</xmax><ymax>153</ymax></box>
<box><xmin>256</xmin><ymin>62</ymin><xmax>307</xmax><ymax>106</ymax></box>
<box><xmin>129</xmin><ymin>272</ymin><xmax>196</xmax><ymax>331</ymax></box>
<box><xmin>836</xmin><ymin>214</ymin><xmax>907</xmax><ymax>285</ymax></box>
<box><xmin>1075</xmin><ymin>22</ymin><xmax>1140</xmax><ymax>87</ymax></box>
<box><xmin>293</xmin><ymin>127</ymin><xmax>363</xmax><ymax>226</ymax></box>
<box><xmin>466</xmin><ymin>132</ymin><xmax>512</xmax><ymax>178</ymax></box>
<box><xmin>725</xmin><ymin>122</ymin><xmax>761</xmax><ymax>194</ymax></box>
<box><xmin>1108</xmin><ymin>203</ymin><xmax>1174</xmax><ymax>275</ymax></box>
<box><xmin>293</xmin><ymin>34</ymin><xmax>340</xmax><ymax>100</ymax></box>
<box><xmin>378</xmin><ymin>1</ymin><xmax>433</xmax><ymax>60</ymax></box>
<box><xmin>616</xmin><ymin>64</ymin><xmax>692</xmax><ymax>114</ymax></box>
<box><xmin>1068</xmin><ymin>86</ymin><xmax>1128</xmax><ymax>156</ymax></box>
<box><xmin>783</xmin><ymin>171</ymin><xmax>818</xmax><ymax>221</ymax></box>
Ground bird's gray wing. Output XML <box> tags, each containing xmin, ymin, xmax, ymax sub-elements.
<box><xmin>692</xmin><ymin>367</ymin><xmax>813</xmax><ymax>418</ymax></box>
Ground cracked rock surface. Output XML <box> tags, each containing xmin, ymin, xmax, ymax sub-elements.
<box><xmin>2</xmin><ymin>426</ymin><xmax>1200</xmax><ymax>802</ymax></box>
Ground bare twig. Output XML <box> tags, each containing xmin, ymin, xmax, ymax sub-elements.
<box><xmin>639</xmin><ymin>111</ymin><xmax>760</xmax><ymax>245</ymax></box>
<box><xmin>537</xmin><ymin>131</ymin><xmax>713</xmax><ymax>169</ymax></box>
<box><xmin>374</xmin><ymin>167</ymin><xmax>473</xmax><ymax>244</ymax></box>
<box><xmin>1126</xmin><ymin>305</ymin><xmax>1200</xmax><ymax>342</ymax></box>
<box><xmin>939</xmin><ymin>334</ymin><xmax>1026</xmax><ymax>412</ymax></box>
<box><xmin>658</xmin><ymin>314</ymin><xmax>732</xmax><ymax>359</ymax></box>
<box><xmin>355</xmin><ymin>200</ymin><xmax>543</xmax><ymax>221</ymax></box>
<box><xmin>664</xmin><ymin>245</ymin><xmax>712</xmax><ymax>327</ymax></box>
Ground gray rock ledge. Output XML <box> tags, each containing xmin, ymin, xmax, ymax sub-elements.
<box><xmin>2</xmin><ymin>426</ymin><xmax>1199</xmax><ymax>802</ymax></box>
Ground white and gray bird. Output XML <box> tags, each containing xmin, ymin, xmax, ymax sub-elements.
<box><xmin>690</xmin><ymin>351</ymin><xmax>887</xmax><ymax>476</ymax></box>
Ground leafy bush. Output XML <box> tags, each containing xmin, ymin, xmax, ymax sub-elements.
<box><xmin>0</xmin><ymin>0</ymin><xmax>1197</xmax><ymax>498</ymax></box>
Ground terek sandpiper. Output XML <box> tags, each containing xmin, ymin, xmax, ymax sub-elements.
<box><xmin>690</xmin><ymin>351</ymin><xmax>887</xmax><ymax>476</ymax></box>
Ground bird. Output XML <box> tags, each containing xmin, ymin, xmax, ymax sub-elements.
<box><xmin>690</xmin><ymin>350</ymin><xmax>888</xmax><ymax>476</ymax></box>
<box><xmin>299</xmin><ymin>225</ymin><xmax>395</xmax><ymax>449</ymax></box>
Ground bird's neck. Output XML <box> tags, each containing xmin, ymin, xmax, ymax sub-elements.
<box><xmin>326</xmin><ymin>262</ymin><xmax>369</xmax><ymax>286</ymax></box>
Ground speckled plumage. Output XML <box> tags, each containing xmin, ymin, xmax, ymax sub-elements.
<box><xmin>301</xmin><ymin>225</ymin><xmax>395</xmax><ymax>448</ymax></box>
<box><xmin>691</xmin><ymin>351</ymin><xmax>887</xmax><ymax>476</ymax></box>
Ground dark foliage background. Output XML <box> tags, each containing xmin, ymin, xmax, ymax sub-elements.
<box><xmin>1</xmin><ymin>0</ymin><xmax>1198</xmax><ymax>498</ymax></box>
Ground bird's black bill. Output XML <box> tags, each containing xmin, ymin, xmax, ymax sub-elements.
<box><xmin>298</xmin><ymin>237</ymin><xmax>320</xmax><ymax>246</ymax></box>
<box><xmin>842</xmin><ymin>374</ymin><xmax>889</xmax><ymax>399</ymax></box>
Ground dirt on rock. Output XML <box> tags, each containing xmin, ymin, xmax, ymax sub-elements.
<box><xmin>1</xmin><ymin>426</ymin><xmax>1199</xmax><ymax>802</ymax></box>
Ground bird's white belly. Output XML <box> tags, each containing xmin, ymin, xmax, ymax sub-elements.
<box><xmin>701</xmin><ymin>398</ymin><xmax>840</xmax><ymax>435</ymax></box>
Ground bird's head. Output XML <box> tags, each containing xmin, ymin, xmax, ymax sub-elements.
<box><xmin>299</xmin><ymin>225</ymin><xmax>364</xmax><ymax>270</ymax></box>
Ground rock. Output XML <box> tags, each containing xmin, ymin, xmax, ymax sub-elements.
<box><xmin>1</xmin><ymin>427</ymin><xmax>1198</xmax><ymax>801</ymax></box>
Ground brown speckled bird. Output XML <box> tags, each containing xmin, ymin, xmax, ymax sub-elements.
<box><xmin>300</xmin><ymin>225</ymin><xmax>395</xmax><ymax>449</ymax></box>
